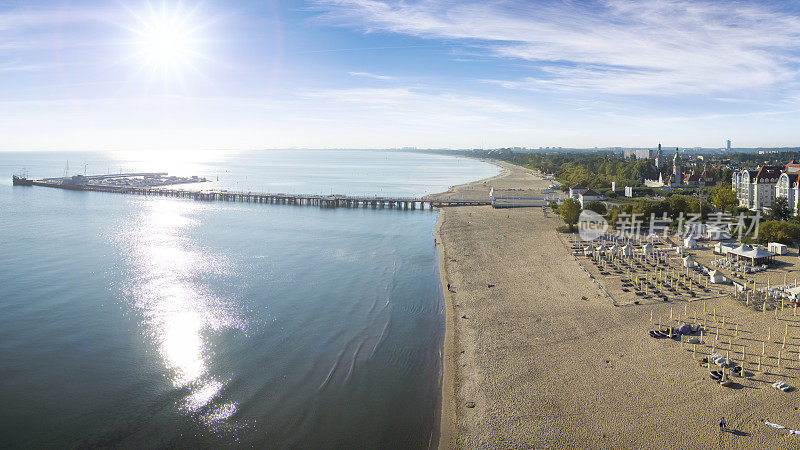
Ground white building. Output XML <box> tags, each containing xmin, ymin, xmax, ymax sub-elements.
<box><xmin>578</xmin><ymin>189</ymin><xmax>602</xmax><ymax>207</ymax></box>
<box><xmin>768</xmin><ymin>242</ymin><xmax>788</xmax><ymax>255</ymax></box>
<box><xmin>568</xmin><ymin>185</ymin><xmax>586</xmax><ymax>200</ymax></box>
<box><xmin>709</xmin><ymin>270</ymin><xmax>727</xmax><ymax>284</ymax></box>
<box><xmin>776</xmin><ymin>172</ymin><xmax>800</xmax><ymax>216</ymax></box>
<box><xmin>732</xmin><ymin>169</ymin><xmax>752</xmax><ymax>208</ymax></box>
<box><xmin>733</xmin><ymin>165</ymin><xmax>783</xmax><ymax>211</ymax></box>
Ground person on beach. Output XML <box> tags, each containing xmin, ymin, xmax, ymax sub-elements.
<box><xmin>719</xmin><ymin>417</ymin><xmax>726</xmax><ymax>430</ymax></box>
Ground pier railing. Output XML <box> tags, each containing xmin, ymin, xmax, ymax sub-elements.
<box><xmin>24</xmin><ymin>180</ymin><xmax>491</xmax><ymax>210</ymax></box>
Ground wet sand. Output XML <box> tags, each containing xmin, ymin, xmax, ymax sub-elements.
<box><xmin>433</xmin><ymin>162</ymin><xmax>800</xmax><ymax>448</ymax></box>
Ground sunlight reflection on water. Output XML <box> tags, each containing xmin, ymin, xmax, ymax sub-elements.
<box><xmin>118</xmin><ymin>198</ymin><xmax>243</xmax><ymax>425</ymax></box>
<box><xmin>1</xmin><ymin>150</ymin><xmax>499</xmax><ymax>447</ymax></box>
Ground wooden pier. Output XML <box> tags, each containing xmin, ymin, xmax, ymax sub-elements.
<box><xmin>24</xmin><ymin>180</ymin><xmax>490</xmax><ymax>210</ymax></box>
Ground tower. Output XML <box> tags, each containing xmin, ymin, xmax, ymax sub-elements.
<box><xmin>672</xmin><ymin>147</ymin><xmax>681</xmax><ymax>185</ymax></box>
<box><xmin>655</xmin><ymin>143</ymin><xmax>663</xmax><ymax>169</ymax></box>
<box><xmin>726</xmin><ymin>140</ymin><xmax>731</xmax><ymax>151</ymax></box>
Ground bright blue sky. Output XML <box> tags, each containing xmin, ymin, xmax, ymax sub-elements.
<box><xmin>2</xmin><ymin>0</ymin><xmax>800</xmax><ymax>151</ymax></box>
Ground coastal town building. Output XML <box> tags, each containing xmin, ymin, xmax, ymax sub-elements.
<box><xmin>786</xmin><ymin>160</ymin><xmax>800</xmax><ymax>174</ymax></box>
<box><xmin>682</xmin><ymin>170</ymin><xmax>714</xmax><ymax>188</ymax></box>
<box><xmin>644</xmin><ymin>147</ymin><xmax>701</xmax><ymax>189</ymax></box>
<box><xmin>577</xmin><ymin>189</ymin><xmax>602</xmax><ymax>207</ymax></box>
<box><xmin>776</xmin><ymin>172</ymin><xmax>799</xmax><ymax>215</ymax></box>
<box><xmin>672</xmin><ymin>147</ymin><xmax>681</xmax><ymax>182</ymax></box>
<box><xmin>732</xmin><ymin>165</ymin><xmax>786</xmax><ymax>212</ymax></box>
<box><xmin>63</xmin><ymin>174</ymin><xmax>88</xmax><ymax>186</ymax></box>
<box><xmin>568</xmin><ymin>185</ymin><xmax>585</xmax><ymax>199</ymax></box>
<box><xmin>623</xmin><ymin>148</ymin><xmax>654</xmax><ymax>160</ymax></box>
<box><xmin>568</xmin><ymin>185</ymin><xmax>603</xmax><ymax>207</ymax></box>
<box><xmin>654</xmin><ymin>144</ymin><xmax>663</xmax><ymax>169</ymax></box>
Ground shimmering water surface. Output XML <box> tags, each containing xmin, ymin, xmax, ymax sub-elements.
<box><xmin>0</xmin><ymin>150</ymin><xmax>499</xmax><ymax>448</ymax></box>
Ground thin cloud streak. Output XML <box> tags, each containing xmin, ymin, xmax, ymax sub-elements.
<box><xmin>608</xmin><ymin>108</ymin><xmax>800</xmax><ymax>123</ymax></box>
<box><xmin>0</xmin><ymin>61</ymin><xmax>44</xmax><ymax>72</ymax></box>
<box><xmin>348</xmin><ymin>71</ymin><xmax>393</xmax><ymax>80</ymax></box>
<box><xmin>0</xmin><ymin>5</ymin><xmax>134</xmax><ymax>64</ymax></box>
<box><xmin>303</xmin><ymin>86</ymin><xmax>526</xmax><ymax>113</ymax></box>
<box><xmin>315</xmin><ymin>0</ymin><xmax>800</xmax><ymax>95</ymax></box>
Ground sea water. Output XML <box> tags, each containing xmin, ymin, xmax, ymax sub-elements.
<box><xmin>0</xmin><ymin>150</ymin><xmax>498</xmax><ymax>448</ymax></box>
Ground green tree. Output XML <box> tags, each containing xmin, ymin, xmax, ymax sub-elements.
<box><xmin>608</xmin><ymin>204</ymin><xmax>634</xmax><ymax>230</ymax></box>
<box><xmin>667</xmin><ymin>195</ymin><xmax>690</xmax><ymax>217</ymax></box>
<box><xmin>632</xmin><ymin>200</ymin><xmax>654</xmax><ymax>222</ymax></box>
<box><xmin>688</xmin><ymin>196</ymin><xmax>712</xmax><ymax>221</ymax></box>
<box><xmin>710</xmin><ymin>183</ymin><xmax>738</xmax><ymax>214</ymax></box>
<box><xmin>771</xmin><ymin>196</ymin><xmax>792</xmax><ymax>221</ymax></box>
<box><xmin>585</xmin><ymin>200</ymin><xmax>607</xmax><ymax>215</ymax></box>
<box><xmin>756</xmin><ymin>220</ymin><xmax>800</xmax><ymax>245</ymax></box>
<box><xmin>560</xmin><ymin>198</ymin><xmax>582</xmax><ymax>232</ymax></box>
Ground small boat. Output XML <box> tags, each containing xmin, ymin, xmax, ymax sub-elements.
<box><xmin>12</xmin><ymin>175</ymin><xmax>33</xmax><ymax>186</ymax></box>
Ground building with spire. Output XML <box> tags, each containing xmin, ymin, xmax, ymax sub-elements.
<box><xmin>666</xmin><ymin>147</ymin><xmax>682</xmax><ymax>187</ymax></box>
<box><xmin>672</xmin><ymin>147</ymin><xmax>681</xmax><ymax>179</ymax></box>
<box><xmin>654</xmin><ymin>143</ymin><xmax>662</xmax><ymax>169</ymax></box>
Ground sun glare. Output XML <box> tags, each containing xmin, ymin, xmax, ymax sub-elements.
<box><xmin>142</xmin><ymin>22</ymin><xmax>191</xmax><ymax>64</ymax></box>
<box><xmin>126</xmin><ymin>2</ymin><xmax>205</xmax><ymax>87</ymax></box>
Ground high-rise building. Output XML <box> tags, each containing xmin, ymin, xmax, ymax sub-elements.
<box><xmin>726</xmin><ymin>140</ymin><xmax>731</xmax><ymax>151</ymax></box>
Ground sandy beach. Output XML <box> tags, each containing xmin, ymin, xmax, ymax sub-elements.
<box><xmin>433</xmin><ymin>161</ymin><xmax>800</xmax><ymax>448</ymax></box>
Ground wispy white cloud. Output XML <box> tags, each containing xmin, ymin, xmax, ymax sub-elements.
<box><xmin>348</xmin><ymin>71</ymin><xmax>393</xmax><ymax>80</ymax></box>
<box><xmin>0</xmin><ymin>6</ymin><xmax>119</xmax><ymax>48</ymax></box>
<box><xmin>604</xmin><ymin>108</ymin><xmax>800</xmax><ymax>123</ymax></box>
<box><xmin>315</xmin><ymin>0</ymin><xmax>800</xmax><ymax>95</ymax></box>
<box><xmin>0</xmin><ymin>61</ymin><xmax>43</xmax><ymax>72</ymax></box>
<box><xmin>304</xmin><ymin>86</ymin><xmax>525</xmax><ymax>113</ymax></box>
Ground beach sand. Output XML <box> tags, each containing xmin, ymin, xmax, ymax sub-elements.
<box><xmin>434</xmin><ymin>161</ymin><xmax>800</xmax><ymax>448</ymax></box>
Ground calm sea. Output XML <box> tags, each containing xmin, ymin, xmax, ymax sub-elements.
<box><xmin>0</xmin><ymin>150</ymin><xmax>498</xmax><ymax>448</ymax></box>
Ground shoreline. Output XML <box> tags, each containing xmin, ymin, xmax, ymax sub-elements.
<box><xmin>432</xmin><ymin>159</ymin><xmax>800</xmax><ymax>448</ymax></box>
<box><xmin>434</xmin><ymin>214</ymin><xmax>456</xmax><ymax>449</ymax></box>
<box><xmin>431</xmin><ymin>158</ymin><xmax>513</xmax><ymax>449</ymax></box>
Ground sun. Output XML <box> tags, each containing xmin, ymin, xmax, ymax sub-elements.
<box><xmin>125</xmin><ymin>2</ymin><xmax>205</xmax><ymax>86</ymax></box>
<box><xmin>141</xmin><ymin>20</ymin><xmax>192</xmax><ymax>66</ymax></box>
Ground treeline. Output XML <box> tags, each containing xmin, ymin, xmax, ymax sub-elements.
<box><xmin>501</xmin><ymin>152</ymin><xmax>658</xmax><ymax>188</ymax></box>
<box><xmin>727</xmin><ymin>151</ymin><xmax>800</xmax><ymax>166</ymax></box>
<box><xmin>422</xmin><ymin>149</ymin><xmax>744</xmax><ymax>190</ymax></box>
<box><xmin>449</xmin><ymin>150</ymin><xmax>729</xmax><ymax>190</ymax></box>
<box><xmin>556</xmin><ymin>190</ymin><xmax>800</xmax><ymax>246</ymax></box>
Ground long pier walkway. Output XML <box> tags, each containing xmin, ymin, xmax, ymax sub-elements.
<box><xmin>26</xmin><ymin>180</ymin><xmax>490</xmax><ymax>210</ymax></box>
